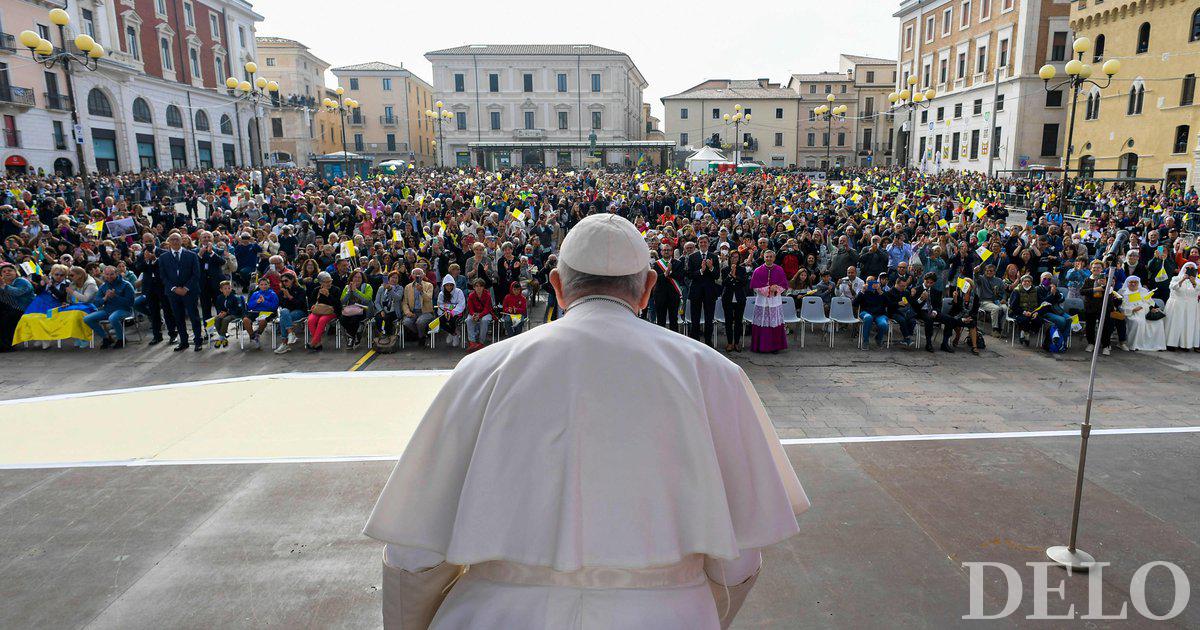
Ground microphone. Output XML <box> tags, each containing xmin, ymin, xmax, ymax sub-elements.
<box><xmin>1104</xmin><ymin>230</ymin><xmax>1129</xmax><ymax>263</ymax></box>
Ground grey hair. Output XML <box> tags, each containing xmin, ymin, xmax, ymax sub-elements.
<box><xmin>317</xmin><ymin>271</ymin><xmax>332</xmax><ymax>282</ymax></box>
<box><xmin>557</xmin><ymin>261</ymin><xmax>648</xmax><ymax>303</ymax></box>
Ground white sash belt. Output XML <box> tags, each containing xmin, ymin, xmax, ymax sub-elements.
<box><xmin>469</xmin><ymin>554</ymin><xmax>706</xmax><ymax>590</ymax></box>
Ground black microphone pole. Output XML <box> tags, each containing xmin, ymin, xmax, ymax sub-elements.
<box><xmin>1046</xmin><ymin>230</ymin><xmax>1127</xmax><ymax>571</ymax></box>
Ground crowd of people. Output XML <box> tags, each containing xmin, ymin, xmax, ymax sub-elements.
<box><xmin>2</xmin><ymin>164</ymin><xmax>1198</xmax><ymax>359</ymax></box>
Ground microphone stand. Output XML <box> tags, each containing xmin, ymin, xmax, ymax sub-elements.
<box><xmin>1046</xmin><ymin>246</ymin><xmax>1122</xmax><ymax>571</ymax></box>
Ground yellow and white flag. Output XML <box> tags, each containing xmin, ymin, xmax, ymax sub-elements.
<box><xmin>341</xmin><ymin>240</ymin><xmax>357</xmax><ymax>259</ymax></box>
<box><xmin>428</xmin><ymin>317</ymin><xmax>441</xmax><ymax>333</ymax></box>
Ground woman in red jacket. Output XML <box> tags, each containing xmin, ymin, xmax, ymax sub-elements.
<box><xmin>501</xmin><ymin>281</ymin><xmax>528</xmax><ymax>338</ymax></box>
<box><xmin>465</xmin><ymin>278</ymin><xmax>494</xmax><ymax>352</ymax></box>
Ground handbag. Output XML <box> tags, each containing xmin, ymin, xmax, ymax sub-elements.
<box><xmin>310</xmin><ymin>303</ymin><xmax>334</xmax><ymax>316</ymax></box>
<box><xmin>1146</xmin><ymin>308</ymin><xmax>1166</xmax><ymax>321</ymax></box>
<box><xmin>342</xmin><ymin>304</ymin><xmax>365</xmax><ymax>317</ymax></box>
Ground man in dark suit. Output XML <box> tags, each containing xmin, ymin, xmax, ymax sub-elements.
<box><xmin>652</xmin><ymin>243</ymin><xmax>684</xmax><ymax>332</ymax></box>
<box><xmin>159</xmin><ymin>232</ymin><xmax>204</xmax><ymax>351</ymax></box>
<box><xmin>686</xmin><ymin>235</ymin><xmax>721</xmax><ymax>346</ymax></box>
<box><xmin>133</xmin><ymin>239</ymin><xmax>176</xmax><ymax>344</ymax></box>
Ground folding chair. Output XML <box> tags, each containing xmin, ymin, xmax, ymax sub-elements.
<box><xmin>799</xmin><ymin>296</ymin><xmax>832</xmax><ymax>348</ymax></box>
<box><xmin>780</xmin><ymin>299</ymin><xmax>802</xmax><ymax>341</ymax></box>
<box><xmin>829</xmin><ymin>297</ymin><xmax>860</xmax><ymax>347</ymax></box>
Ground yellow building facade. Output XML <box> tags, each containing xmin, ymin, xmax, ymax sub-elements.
<box><xmin>1069</xmin><ymin>0</ymin><xmax>1200</xmax><ymax>189</ymax></box>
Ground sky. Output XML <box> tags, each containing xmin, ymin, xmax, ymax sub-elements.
<box><xmin>254</xmin><ymin>0</ymin><xmax>900</xmax><ymax>119</ymax></box>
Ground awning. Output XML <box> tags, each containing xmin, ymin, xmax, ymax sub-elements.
<box><xmin>5</xmin><ymin>155</ymin><xmax>28</xmax><ymax>167</ymax></box>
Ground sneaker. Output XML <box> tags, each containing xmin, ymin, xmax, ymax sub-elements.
<box><xmin>1085</xmin><ymin>344</ymin><xmax>1095</xmax><ymax>352</ymax></box>
<box><xmin>100</xmin><ymin>337</ymin><xmax>114</xmax><ymax>349</ymax></box>
<box><xmin>1102</xmin><ymin>347</ymin><xmax>1111</xmax><ymax>356</ymax></box>
<box><xmin>1118</xmin><ymin>342</ymin><xmax>1130</xmax><ymax>352</ymax></box>
<box><xmin>251</xmin><ymin>337</ymin><xmax>261</xmax><ymax>350</ymax></box>
<box><xmin>287</xmin><ymin>331</ymin><xmax>298</xmax><ymax>345</ymax></box>
<box><xmin>274</xmin><ymin>343</ymin><xmax>290</xmax><ymax>354</ymax></box>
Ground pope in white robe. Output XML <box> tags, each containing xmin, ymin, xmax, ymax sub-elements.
<box><xmin>365</xmin><ymin>213</ymin><xmax>808</xmax><ymax>629</ymax></box>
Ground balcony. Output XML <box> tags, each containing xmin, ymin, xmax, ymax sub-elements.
<box><xmin>514</xmin><ymin>128</ymin><xmax>546</xmax><ymax>139</ymax></box>
<box><xmin>379</xmin><ymin>115</ymin><xmax>398</xmax><ymax>126</ymax></box>
<box><xmin>0</xmin><ymin>33</ymin><xmax>16</xmax><ymax>53</ymax></box>
<box><xmin>3</xmin><ymin>129</ymin><xmax>20</xmax><ymax>148</ymax></box>
<box><xmin>44</xmin><ymin>92</ymin><xmax>71</xmax><ymax>111</ymax></box>
<box><xmin>348</xmin><ymin>115</ymin><xmax>365</xmax><ymax>126</ymax></box>
<box><xmin>740</xmin><ymin>138</ymin><xmax>759</xmax><ymax>152</ymax></box>
<box><xmin>0</xmin><ymin>85</ymin><xmax>35</xmax><ymax>108</ymax></box>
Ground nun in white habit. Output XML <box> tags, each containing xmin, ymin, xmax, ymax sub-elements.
<box><xmin>1118</xmin><ymin>276</ymin><xmax>1165</xmax><ymax>351</ymax></box>
<box><xmin>365</xmin><ymin>213</ymin><xmax>808</xmax><ymax>630</ymax></box>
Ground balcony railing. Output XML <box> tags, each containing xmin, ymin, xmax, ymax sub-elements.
<box><xmin>741</xmin><ymin>138</ymin><xmax>759</xmax><ymax>152</ymax></box>
<box><xmin>379</xmin><ymin>115</ymin><xmax>398</xmax><ymax>126</ymax></box>
<box><xmin>0</xmin><ymin>85</ymin><xmax>36</xmax><ymax>108</ymax></box>
<box><xmin>3</xmin><ymin>129</ymin><xmax>20</xmax><ymax>148</ymax></box>
<box><xmin>0</xmin><ymin>33</ymin><xmax>16</xmax><ymax>53</ymax></box>
<box><xmin>44</xmin><ymin>92</ymin><xmax>71</xmax><ymax>111</ymax></box>
<box><xmin>348</xmin><ymin>115</ymin><xmax>364</xmax><ymax>126</ymax></box>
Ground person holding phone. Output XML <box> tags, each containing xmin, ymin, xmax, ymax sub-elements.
<box><xmin>1165</xmin><ymin>262</ymin><xmax>1200</xmax><ymax>350</ymax></box>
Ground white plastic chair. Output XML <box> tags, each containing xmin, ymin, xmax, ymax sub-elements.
<box><xmin>799</xmin><ymin>296</ymin><xmax>832</xmax><ymax>348</ymax></box>
<box><xmin>780</xmin><ymin>298</ymin><xmax>802</xmax><ymax>338</ymax></box>
<box><xmin>829</xmin><ymin>297</ymin><xmax>860</xmax><ymax>347</ymax></box>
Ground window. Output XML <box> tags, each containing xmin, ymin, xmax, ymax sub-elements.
<box><xmin>238</xmin><ymin>26</ymin><xmax>245</xmax><ymax>47</ymax></box>
<box><xmin>489</xmin><ymin>111</ymin><xmax>500</xmax><ymax>130</ymax></box>
<box><xmin>934</xmin><ymin>134</ymin><xmax>943</xmax><ymax>157</ymax></box>
<box><xmin>454</xmin><ymin>73</ymin><xmax>464</xmax><ymax>92</ymax></box>
<box><xmin>1002</xmin><ymin>0</ymin><xmax>1013</xmax><ymax>11</ymax></box>
<box><xmin>995</xmin><ymin>94</ymin><xmax>1005</xmax><ymax>111</ymax></box>
<box><xmin>809</xmin><ymin>84</ymin><xmax>816</xmax><ymax>94</ymax></box>
<box><xmin>980</xmin><ymin>0</ymin><xmax>991</xmax><ymax>20</ymax></box>
<box><xmin>744</xmin><ymin>108</ymin><xmax>752</xmax><ymax>116</ymax></box>
<box><xmin>774</xmin><ymin>132</ymin><xmax>783</xmax><ymax>146</ymax></box>
<box><xmin>680</xmin><ymin>108</ymin><xmax>688</xmax><ymax>119</ymax></box>
<box><xmin>1046</xmin><ymin>90</ymin><xmax>1063</xmax><ymax>107</ymax></box>
<box><xmin>270</xmin><ymin>117</ymin><xmax>282</xmax><ymax>137</ymax></box>
<box><xmin>487</xmin><ymin>73</ymin><xmax>499</xmax><ymax>92</ymax></box>
<box><xmin>523</xmin><ymin>73</ymin><xmax>533</xmax><ymax>92</ymax></box>
<box><xmin>1040</xmin><ymin>123</ymin><xmax>1059</xmax><ymax>157</ymax></box>
<box><xmin>591</xmin><ymin>111</ymin><xmax>602</xmax><ymax>129</ymax></box>
<box><xmin>184</xmin><ymin>2</ymin><xmax>195</xmax><ymax>27</ymax></box>
<box><xmin>825</xmin><ymin>84</ymin><xmax>831</xmax><ymax>94</ymax></box>
<box><xmin>132</xmin><ymin>98</ymin><xmax>152</xmax><ymax>123</ymax></box>
<box><xmin>557</xmin><ymin>111</ymin><xmax>568</xmax><ymax>130</ymax></box>
<box><xmin>954</xmin><ymin>103</ymin><xmax>963</xmax><ymax>118</ymax></box>
<box><xmin>970</xmin><ymin>129</ymin><xmax>980</xmax><ymax>159</ymax></box>
<box><xmin>837</xmin><ymin>132</ymin><xmax>845</xmax><ymax>146</ymax></box>
<box><xmin>349</xmin><ymin>77</ymin><xmax>359</xmax><ymax>90</ymax></box>
<box><xmin>210</xmin><ymin>14</ymin><xmax>220</xmax><ymax>38</ymax></box>
<box><xmin>942</xmin><ymin>7</ymin><xmax>953</xmax><ymax>36</ymax></box>
<box><xmin>822</xmin><ymin>132</ymin><xmax>829</xmax><ymax>147</ymax></box>
<box><xmin>809</xmin><ymin>109</ymin><xmax>816</xmax><ymax>122</ymax></box>
<box><xmin>712</xmin><ymin>108</ymin><xmax>720</xmax><ymax>119</ymax></box>
<box><xmin>214</xmin><ymin>57</ymin><xmax>224</xmax><ymax>86</ymax></box>
<box><xmin>1173</xmin><ymin>126</ymin><xmax>1190</xmax><ymax>154</ymax></box>
<box><xmin>166</xmin><ymin>104</ymin><xmax>183</xmax><ymax>127</ymax></box>
<box><xmin>87</xmin><ymin>89</ymin><xmax>112</xmax><ymax>117</ymax></box>
<box><xmin>921</xmin><ymin>110</ymin><xmax>929</xmax><ymax>124</ymax></box>
<box><xmin>1093</xmin><ymin>34</ymin><xmax>1105</xmax><ymax>62</ymax></box>
<box><xmin>189</xmin><ymin>48</ymin><xmax>201</xmax><ymax>79</ymax></box>
<box><xmin>680</xmin><ymin>132</ymin><xmax>689</xmax><ymax>146</ymax></box>
<box><xmin>265</xmin><ymin>58</ymin><xmax>276</xmax><ymax>67</ymax></box>
<box><xmin>195</xmin><ymin>110</ymin><xmax>210</xmax><ymax>131</ymax></box>
<box><xmin>136</xmin><ymin>134</ymin><xmax>156</xmax><ymax>169</ymax></box>
<box><xmin>992</xmin><ymin>126</ymin><xmax>1001</xmax><ymax>155</ymax></box>
<box><xmin>862</xmin><ymin>128</ymin><xmax>873</xmax><ymax>151</ymax></box>
<box><xmin>126</xmin><ymin>26</ymin><xmax>140</xmax><ymax>60</ymax></box>
<box><xmin>957</xmin><ymin>53</ymin><xmax>967</xmax><ymax>79</ymax></box>
<box><xmin>160</xmin><ymin>38</ymin><xmax>173</xmax><ymax>70</ymax></box>
<box><xmin>925</xmin><ymin>15</ymin><xmax>935</xmax><ymax>43</ymax></box>
<box><xmin>951</xmin><ymin>132</ymin><xmax>961</xmax><ymax>160</ymax></box>
<box><xmin>386</xmin><ymin>133</ymin><xmax>396</xmax><ymax>152</ymax></box>
<box><xmin>80</xmin><ymin>8</ymin><xmax>96</xmax><ymax>38</ymax></box>
<box><xmin>1182</xmin><ymin>74</ymin><xmax>1196</xmax><ymax>106</ymax></box>
<box><xmin>937</xmin><ymin>106</ymin><xmax>945</xmax><ymax>121</ymax></box>
<box><xmin>972</xmin><ymin>99</ymin><xmax>982</xmax><ymax>115</ymax></box>
<box><xmin>1127</xmin><ymin>83</ymin><xmax>1145</xmax><ymax>115</ymax></box>
<box><xmin>557</xmin><ymin>73</ymin><xmax>567</xmax><ymax>92</ymax></box>
<box><xmin>456</xmin><ymin>111</ymin><xmax>467</xmax><ymax>130</ymax></box>
<box><xmin>840</xmin><ymin>85</ymin><xmax>846</xmax><ymax>94</ymax></box>
<box><xmin>904</xmin><ymin>25</ymin><xmax>914</xmax><ymax>51</ymax></box>
<box><xmin>960</xmin><ymin>1</ymin><xmax>970</xmax><ymax>28</ymax></box>
<box><xmin>156</xmin><ymin>0</ymin><xmax>168</xmax><ymax>15</ymax></box>
<box><xmin>998</xmin><ymin>39</ymin><xmax>1009</xmax><ymax>68</ymax></box>
<box><xmin>867</xmin><ymin>71</ymin><xmax>875</xmax><ymax>83</ymax></box>
<box><xmin>382</xmin><ymin>78</ymin><xmax>392</xmax><ymax>91</ymax></box>
<box><xmin>1085</xmin><ymin>91</ymin><xmax>1100</xmax><ymax>120</ymax></box>
<box><xmin>353</xmin><ymin>133</ymin><xmax>364</xmax><ymax>152</ymax></box>
<box><xmin>1119</xmin><ymin>152</ymin><xmax>1138</xmax><ymax>178</ymax></box>
<box><xmin>220</xmin><ymin>114</ymin><xmax>233</xmax><ymax>134</ymax></box>
<box><xmin>807</xmin><ymin>132</ymin><xmax>815</xmax><ymax>146</ymax></box>
<box><xmin>1192</xmin><ymin>9</ymin><xmax>1200</xmax><ymax>42</ymax></box>
<box><xmin>523</xmin><ymin>111</ymin><xmax>534</xmax><ymax>129</ymax></box>
<box><xmin>1136</xmin><ymin>22</ymin><xmax>1150</xmax><ymax>54</ymax></box>
<box><xmin>976</xmin><ymin>45</ymin><xmax>987</xmax><ymax>75</ymax></box>
<box><xmin>1079</xmin><ymin>155</ymin><xmax>1096</xmax><ymax>178</ymax></box>
<box><xmin>864</xmin><ymin>97</ymin><xmax>874</xmax><ymax>116</ymax></box>
<box><xmin>591</xmin><ymin>73</ymin><xmax>601</xmax><ymax>92</ymax></box>
<box><xmin>939</xmin><ymin>59</ymin><xmax>948</xmax><ymax>85</ymax></box>
<box><xmin>1050</xmin><ymin>32</ymin><xmax>1067</xmax><ymax>62</ymax></box>
<box><xmin>923</xmin><ymin>63</ymin><xmax>931</xmax><ymax>88</ymax></box>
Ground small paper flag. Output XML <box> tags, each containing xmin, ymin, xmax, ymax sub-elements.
<box><xmin>428</xmin><ymin>317</ymin><xmax>441</xmax><ymax>333</ymax></box>
<box><xmin>976</xmin><ymin>245</ymin><xmax>992</xmax><ymax>261</ymax></box>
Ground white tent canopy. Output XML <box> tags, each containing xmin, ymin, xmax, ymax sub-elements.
<box><xmin>684</xmin><ymin>146</ymin><xmax>729</xmax><ymax>173</ymax></box>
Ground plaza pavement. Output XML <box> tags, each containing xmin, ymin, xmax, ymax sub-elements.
<box><xmin>0</xmin><ymin>319</ymin><xmax>1197</xmax><ymax>628</ymax></box>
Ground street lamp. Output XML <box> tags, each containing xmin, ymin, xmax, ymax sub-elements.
<box><xmin>888</xmin><ymin>74</ymin><xmax>935</xmax><ymax>168</ymax></box>
<box><xmin>1039</xmin><ymin>37</ymin><xmax>1120</xmax><ymax>216</ymax></box>
<box><xmin>814</xmin><ymin>94</ymin><xmax>848</xmax><ymax>171</ymax></box>
<box><xmin>721</xmin><ymin>104</ymin><xmax>752</xmax><ymax>166</ymax></box>
<box><xmin>226</xmin><ymin>61</ymin><xmax>279</xmax><ymax>168</ymax></box>
<box><xmin>19</xmin><ymin>7</ymin><xmax>105</xmax><ymax>210</ymax></box>
<box><xmin>322</xmin><ymin>87</ymin><xmax>361</xmax><ymax>179</ymax></box>
<box><xmin>425</xmin><ymin>101</ymin><xmax>453</xmax><ymax>168</ymax></box>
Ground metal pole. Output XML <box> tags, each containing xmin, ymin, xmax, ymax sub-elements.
<box><xmin>56</xmin><ymin>23</ymin><xmax>90</xmax><ymax>210</ymax></box>
<box><xmin>906</xmin><ymin>106</ymin><xmax>914</xmax><ymax>168</ymax></box>
<box><xmin>986</xmin><ymin>66</ymin><xmax>1001</xmax><ymax>180</ymax></box>
<box><xmin>338</xmin><ymin>94</ymin><xmax>349</xmax><ymax>179</ymax></box>
<box><xmin>1060</xmin><ymin>69</ymin><xmax>1081</xmax><ymax>217</ymax></box>
<box><xmin>825</xmin><ymin>113</ymin><xmax>832</xmax><ymax>169</ymax></box>
<box><xmin>1046</xmin><ymin>254</ymin><xmax>1118</xmax><ymax>571</ymax></box>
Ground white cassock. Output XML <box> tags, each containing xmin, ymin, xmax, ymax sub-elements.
<box><xmin>1119</xmin><ymin>278</ymin><xmax>1165</xmax><ymax>352</ymax></box>
<box><xmin>1164</xmin><ymin>263</ymin><xmax>1200</xmax><ymax>349</ymax></box>
<box><xmin>365</xmin><ymin>296</ymin><xmax>809</xmax><ymax>629</ymax></box>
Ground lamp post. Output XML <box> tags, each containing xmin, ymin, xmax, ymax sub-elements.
<box><xmin>19</xmin><ymin>7</ymin><xmax>105</xmax><ymax>211</ymax></box>
<box><xmin>425</xmin><ymin>101</ymin><xmax>453</xmax><ymax>168</ymax></box>
<box><xmin>225</xmin><ymin>62</ymin><xmax>279</xmax><ymax>168</ymax></box>
<box><xmin>721</xmin><ymin>104</ymin><xmax>751</xmax><ymax>166</ymax></box>
<box><xmin>887</xmin><ymin>75</ymin><xmax>935</xmax><ymax>169</ymax></box>
<box><xmin>1039</xmin><ymin>38</ymin><xmax>1120</xmax><ymax>217</ymax></box>
<box><xmin>813</xmin><ymin>94</ymin><xmax>847</xmax><ymax>172</ymax></box>
<box><xmin>321</xmin><ymin>88</ymin><xmax>360</xmax><ymax>179</ymax></box>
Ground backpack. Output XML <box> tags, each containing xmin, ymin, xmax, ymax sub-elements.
<box><xmin>1047</xmin><ymin>327</ymin><xmax>1066</xmax><ymax>354</ymax></box>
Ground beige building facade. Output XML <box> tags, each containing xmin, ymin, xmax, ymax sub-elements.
<box><xmin>256</xmin><ymin>36</ymin><xmax>327</xmax><ymax>167</ymax></box>
<box><xmin>662</xmin><ymin>79</ymin><xmax>801</xmax><ymax>168</ymax></box>
<box><xmin>1069</xmin><ymin>0</ymin><xmax>1200</xmax><ymax>189</ymax></box>
<box><xmin>330</xmin><ymin>62</ymin><xmax>436</xmax><ymax>167</ymax></box>
<box><xmin>894</xmin><ymin>0</ymin><xmax>1073</xmax><ymax>174</ymax></box>
<box><xmin>788</xmin><ymin>72</ymin><xmax>858</xmax><ymax>169</ymax></box>
<box><xmin>840</xmin><ymin>54</ymin><xmax>900</xmax><ymax>167</ymax></box>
